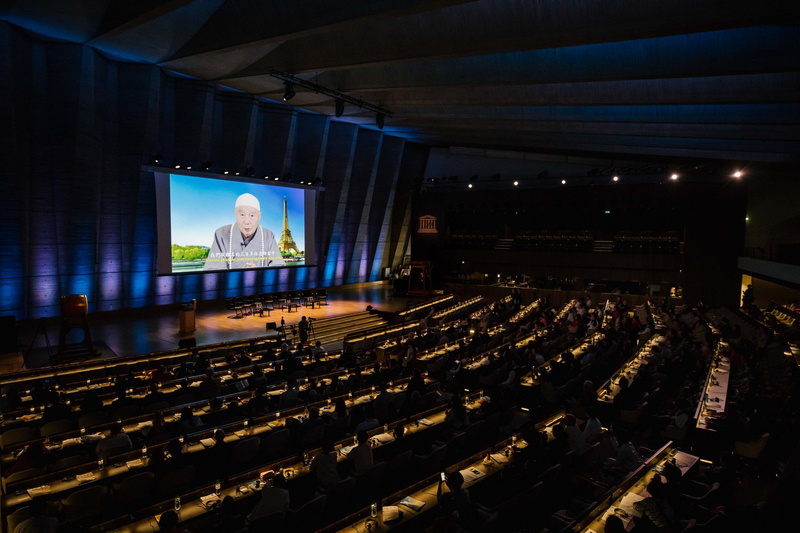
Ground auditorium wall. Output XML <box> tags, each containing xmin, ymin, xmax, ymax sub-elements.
<box><xmin>0</xmin><ymin>23</ymin><xmax>425</xmax><ymax>320</ymax></box>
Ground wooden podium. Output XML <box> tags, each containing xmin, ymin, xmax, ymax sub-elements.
<box><xmin>179</xmin><ymin>300</ymin><xmax>197</xmax><ymax>335</ymax></box>
<box><xmin>407</xmin><ymin>261</ymin><xmax>433</xmax><ymax>296</ymax></box>
<box><xmin>57</xmin><ymin>294</ymin><xmax>98</xmax><ymax>362</ymax></box>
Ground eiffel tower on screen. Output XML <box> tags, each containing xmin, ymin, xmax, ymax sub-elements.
<box><xmin>278</xmin><ymin>197</ymin><xmax>301</xmax><ymax>255</ymax></box>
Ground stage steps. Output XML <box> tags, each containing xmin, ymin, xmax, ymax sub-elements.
<box><xmin>283</xmin><ymin>311</ymin><xmax>388</xmax><ymax>349</ymax></box>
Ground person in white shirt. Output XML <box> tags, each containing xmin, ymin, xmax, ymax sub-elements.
<box><xmin>583</xmin><ymin>408</ymin><xmax>603</xmax><ymax>444</ymax></box>
<box><xmin>346</xmin><ymin>431</ymin><xmax>374</xmax><ymax>475</ymax></box>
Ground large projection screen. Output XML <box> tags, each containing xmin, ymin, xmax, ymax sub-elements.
<box><xmin>154</xmin><ymin>170</ymin><xmax>317</xmax><ymax>275</ymax></box>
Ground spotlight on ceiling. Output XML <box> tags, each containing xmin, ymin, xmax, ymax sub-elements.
<box><xmin>149</xmin><ymin>154</ymin><xmax>163</xmax><ymax>166</ymax></box>
<box><xmin>376</xmin><ymin>113</ymin><xmax>385</xmax><ymax>130</ymax></box>
<box><xmin>335</xmin><ymin>99</ymin><xmax>345</xmax><ymax>118</ymax></box>
<box><xmin>561</xmin><ymin>179</ymin><xmax>567</xmax><ymax>185</ymax></box>
<box><xmin>612</xmin><ymin>176</ymin><xmax>619</xmax><ymax>182</ymax></box>
<box><xmin>201</xmin><ymin>161</ymin><xmax>212</xmax><ymax>171</ymax></box>
<box><xmin>670</xmin><ymin>173</ymin><xmax>679</xmax><ymax>180</ymax></box>
<box><xmin>513</xmin><ymin>181</ymin><xmax>519</xmax><ymax>186</ymax></box>
<box><xmin>732</xmin><ymin>170</ymin><xmax>743</xmax><ymax>178</ymax></box>
<box><xmin>468</xmin><ymin>183</ymin><xmax>473</xmax><ymax>189</ymax></box>
<box><xmin>273</xmin><ymin>177</ymin><xmax>280</xmax><ymax>181</ymax></box>
<box><xmin>283</xmin><ymin>82</ymin><xmax>295</xmax><ymax>102</ymax></box>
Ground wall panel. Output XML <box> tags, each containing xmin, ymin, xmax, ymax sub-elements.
<box><xmin>0</xmin><ymin>23</ymin><xmax>423</xmax><ymax>319</ymax></box>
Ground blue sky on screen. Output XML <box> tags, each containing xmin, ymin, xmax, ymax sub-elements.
<box><xmin>170</xmin><ymin>173</ymin><xmax>305</xmax><ymax>249</ymax></box>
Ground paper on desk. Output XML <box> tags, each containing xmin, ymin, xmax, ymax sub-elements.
<box><xmin>399</xmin><ymin>496</ymin><xmax>425</xmax><ymax>511</ymax></box>
<box><xmin>417</xmin><ymin>418</ymin><xmax>433</xmax><ymax>426</ymax></box>
<box><xmin>199</xmin><ymin>494</ymin><xmax>221</xmax><ymax>508</ymax></box>
<box><xmin>372</xmin><ymin>433</ymin><xmax>395</xmax><ymax>445</ymax></box>
<box><xmin>27</xmin><ymin>485</ymin><xmax>51</xmax><ymax>498</ymax></box>
<box><xmin>601</xmin><ymin>492</ymin><xmax>643</xmax><ymax>528</ymax></box>
<box><xmin>490</xmin><ymin>453</ymin><xmax>510</xmax><ymax>464</ymax></box>
<box><xmin>126</xmin><ymin>459</ymin><xmax>144</xmax><ymax>469</ymax></box>
<box><xmin>76</xmin><ymin>472</ymin><xmax>96</xmax><ymax>483</ymax></box>
<box><xmin>84</xmin><ymin>433</ymin><xmax>104</xmax><ymax>442</ymax></box>
<box><xmin>200</xmin><ymin>438</ymin><xmax>217</xmax><ymax>448</ymax></box>
<box><xmin>460</xmin><ymin>467</ymin><xmax>485</xmax><ymax>484</ymax></box>
<box><xmin>383</xmin><ymin>505</ymin><xmax>401</xmax><ymax>521</ymax></box>
<box><xmin>188</xmin><ymin>380</ymin><xmax>202</xmax><ymax>387</ymax></box>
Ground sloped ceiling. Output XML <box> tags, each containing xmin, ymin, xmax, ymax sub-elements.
<box><xmin>2</xmin><ymin>0</ymin><xmax>799</xmax><ymax>166</ymax></box>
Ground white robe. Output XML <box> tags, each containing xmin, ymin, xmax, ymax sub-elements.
<box><xmin>204</xmin><ymin>224</ymin><xmax>285</xmax><ymax>270</ymax></box>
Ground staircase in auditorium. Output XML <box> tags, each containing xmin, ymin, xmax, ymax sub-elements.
<box><xmin>298</xmin><ymin>311</ymin><xmax>388</xmax><ymax>348</ymax></box>
<box><xmin>593</xmin><ymin>240</ymin><xmax>613</xmax><ymax>252</ymax></box>
<box><xmin>495</xmin><ymin>238</ymin><xmax>514</xmax><ymax>251</ymax></box>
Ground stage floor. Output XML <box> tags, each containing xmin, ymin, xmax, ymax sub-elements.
<box><xmin>10</xmin><ymin>282</ymin><xmax>409</xmax><ymax>370</ymax></box>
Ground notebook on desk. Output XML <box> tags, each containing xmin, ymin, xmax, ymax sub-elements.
<box><xmin>399</xmin><ymin>496</ymin><xmax>425</xmax><ymax>511</ymax></box>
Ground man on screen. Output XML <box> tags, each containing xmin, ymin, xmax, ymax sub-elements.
<box><xmin>204</xmin><ymin>193</ymin><xmax>285</xmax><ymax>270</ymax></box>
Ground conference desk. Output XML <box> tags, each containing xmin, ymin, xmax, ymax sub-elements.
<box><xmin>597</xmin><ymin>335</ymin><xmax>666</xmax><ymax>403</ymax></box>
<box><xmin>324</xmin><ymin>434</ymin><xmax>524</xmax><ymax>532</ymax></box>
<box><xmin>2</xmin><ymin>373</ymin><xmax>418</xmax><ymax>508</ymax></box>
<box><xmin>576</xmin><ymin>443</ymin><xmax>699</xmax><ymax>533</ymax></box>
<box><xmin>93</xmin><ymin>393</ymin><xmax>483</xmax><ymax>533</ymax></box>
<box><xmin>695</xmin><ymin>343</ymin><xmax>731</xmax><ymax>432</ymax></box>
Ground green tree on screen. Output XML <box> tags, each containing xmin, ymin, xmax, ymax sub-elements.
<box><xmin>172</xmin><ymin>244</ymin><xmax>210</xmax><ymax>261</ymax></box>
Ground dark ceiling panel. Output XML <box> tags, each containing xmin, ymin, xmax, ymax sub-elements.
<box><xmin>2</xmin><ymin>0</ymin><xmax>799</xmax><ymax>165</ymax></box>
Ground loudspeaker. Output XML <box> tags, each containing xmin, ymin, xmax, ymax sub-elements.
<box><xmin>178</xmin><ymin>337</ymin><xmax>196</xmax><ymax>349</ymax></box>
<box><xmin>0</xmin><ymin>316</ymin><xmax>17</xmax><ymax>353</ymax></box>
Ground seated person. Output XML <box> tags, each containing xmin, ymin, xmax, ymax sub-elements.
<box><xmin>158</xmin><ymin>510</ymin><xmax>190</xmax><ymax>533</ymax></box>
<box><xmin>13</xmin><ymin>497</ymin><xmax>57</xmax><ymax>533</ymax></box>
<box><xmin>310</xmin><ymin>440</ymin><xmax>342</xmax><ymax>490</ymax></box>
<box><xmin>437</xmin><ymin>471</ymin><xmax>479</xmax><ymax>529</ymax></box>
<box><xmin>246</xmin><ymin>472</ymin><xmax>290</xmax><ymax>524</ymax></box>
<box><xmin>346</xmin><ymin>431</ymin><xmax>374</xmax><ymax>475</ymax></box>
<box><xmin>95</xmin><ymin>422</ymin><xmax>132</xmax><ymax>461</ymax></box>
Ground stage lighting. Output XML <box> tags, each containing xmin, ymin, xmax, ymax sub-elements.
<box><xmin>513</xmin><ymin>181</ymin><xmax>519</xmax><ymax>186</ymax></box>
<box><xmin>376</xmin><ymin>113</ymin><xmax>385</xmax><ymax>130</ymax></box>
<box><xmin>283</xmin><ymin>82</ymin><xmax>295</xmax><ymax>102</ymax></box>
<box><xmin>612</xmin><ymin>176</ymin><xmax>619</xmax><ymax>182</ymax></box>
<box><xmin>201</xmin><ymin>161</ymin><xmax>212</xmax><ymax>171</ymax></box>
<box><xmin>561</xmin><ymin>179</ymin><xmax>567</xmax><ymax>185</ymax></box>
<box><xmin>335</xmin><ymin>99</ymin><xmax>344</xmax><ymax>118</ymax></box>
<box><xmin>670</xmin><ymin>173</ymin><xmax>679</xmax><ymax>180</ymax></box>
<box><xmin>732</xmin><ymin>170</ymin><xmax>743</xmax><ymax>178</ymax></box>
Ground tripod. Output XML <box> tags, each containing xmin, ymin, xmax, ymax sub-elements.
<box><xmin>24</xmin><ymin>317</ymin><xmax>52</xmax><ymax>369</ymax></box>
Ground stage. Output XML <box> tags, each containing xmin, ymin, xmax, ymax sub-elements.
<box><xmin>5</xmin><ymin>282</ymin><xmax>409</xmax><ymax>373</ymax></box>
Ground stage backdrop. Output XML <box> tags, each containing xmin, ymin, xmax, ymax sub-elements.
<box><xmin>0</xmin><ymin>22</ymin><xmax>425</xmax><ymax>319</ymax></box>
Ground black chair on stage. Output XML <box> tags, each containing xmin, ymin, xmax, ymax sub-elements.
<box><xmin>301</xmin><ymin>290</ymin><xmax>316</xmax><ymax>308</ymax></box>
<box><xmin>314</xmin><ymin>289</ymin><xmax>328</xmax><ymax>306</ymax></box>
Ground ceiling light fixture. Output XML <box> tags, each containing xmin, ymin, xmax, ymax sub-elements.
<box><xmin>268</xmin><ymin>70</ymin><xmax>392</xmax><ymax>119</ymax></box>
<box><xmin>670</xmin><ymin>173</ymin><xmax>679</xmax><ymax>180</ymax></box>
<box><xmin>282</xmin><ymin>82</ymin><xmax>295</xmax><ymax>102</ymax></box>
<box><xmin>732</xmin><ymin>171</ymin><xmax>743</xmax><ymax>178</ymax></box>
<box><xmin>612</xmin><ymin>176</ymin><xmax>619</xmax><ymax>182</ymax></box>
